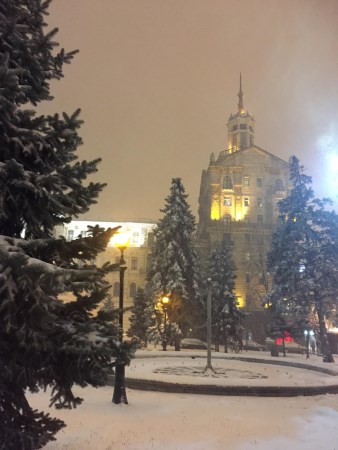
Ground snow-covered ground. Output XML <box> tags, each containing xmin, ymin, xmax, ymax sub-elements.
<box><xmin>28</xmin><ymin>351</ymin><xmax>338</xmax><ymax>449</ymax></box>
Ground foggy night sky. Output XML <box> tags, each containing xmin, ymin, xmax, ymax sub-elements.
<box><xmin>41</xmin><ymin>0</ymin><xmax>338</xmax><ymax>221</ymax></box>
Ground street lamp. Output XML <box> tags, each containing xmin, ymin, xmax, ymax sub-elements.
<box><xmin>111</xmin><ymin>232</ymin><xmax>130</xmax><ymax>405</ymax></box>
<box><xmin>162</xmin><ymin>296</ymin><xmax>169</xmax><ymax>351</ymax></box>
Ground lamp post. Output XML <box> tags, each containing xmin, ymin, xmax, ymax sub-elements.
<box><xmin>162</xmin><ymin>296</ymin><xmax>169</xmax><ymax>351</ymax></box>
<box><xmin>111</xmin><ymin>232</ymin><xmax>130</xmax><ymax>405</ymax></box>
<box><xmin>304</xmin><ymin>329</ymin><xmax>310</xmax><ymax>360</ymax></box>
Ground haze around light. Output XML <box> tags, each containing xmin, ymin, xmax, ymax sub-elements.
<box><xmin>40</xmin><ymin>0</ymin><xmax>338</xmax><ymax>220</ymax></box>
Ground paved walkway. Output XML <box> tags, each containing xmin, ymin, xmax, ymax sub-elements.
<box><xmin>108</xmin><ymin>349</ymin><xmax>338</xmax><ymax>397</ymax></box>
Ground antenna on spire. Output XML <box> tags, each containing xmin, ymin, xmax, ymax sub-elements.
<box><xmin>238</xmin><ymin>73</ymin><xmax>244</xmax><ymax>113</ymax></box>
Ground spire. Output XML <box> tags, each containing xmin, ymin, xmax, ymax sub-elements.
<box><xmin>237</xmin><ymin>73</ymin><xmax>244</xmax><ymax>114</ymax></box>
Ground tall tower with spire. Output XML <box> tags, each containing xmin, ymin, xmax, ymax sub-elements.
<box><xmin>226</xmin><ymin>74</ymin><xmax>255</xmax><ymax>152</ymax></box>
<box><xmin>197</xmin><ymin>76</ymin><xmax>290</xmax><ymax>343</ymax></box>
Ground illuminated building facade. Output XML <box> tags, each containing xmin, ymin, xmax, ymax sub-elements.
<box><xmin>197</xmin><ymin>76</ymin><xmax>290</xmax><ymax>341</ymax></box>
<box><xmin>54</xmin><ymin>220</ymin><xmax>157</xmax><ymax>330</ymax></box>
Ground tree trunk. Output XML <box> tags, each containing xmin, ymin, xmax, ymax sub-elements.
<box><xmin>223</xmin><ymin>322</ymin><xmax>228</xmax><ymax>353</ymax></box>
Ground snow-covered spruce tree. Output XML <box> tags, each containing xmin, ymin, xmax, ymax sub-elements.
<box><xmin>148</xmin><ymin>178</ymin><xmax>202</xmax><ymax>336</ymax></box>
<box><xmin>265</xmin><ymin>156</ymin><xmax>338</xmax><ymax>363</ymax></box>
<box><xmin>207</xmin><ymin>240</ymin><xmax>244</xmax><ymax>352</ymax></box>
<box><xmin>0</xmin><ymin>1</ymin><xmax>134</xmax><ymax>448</ymax></box>
<box><xmin>127</xmin><ymin>287</ymin><xmax>154</xmax><ymax>347</ymax></box>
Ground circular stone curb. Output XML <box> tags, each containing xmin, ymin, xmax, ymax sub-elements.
<box><xmin>113</xmin><ymin>377</ymin><xmax>338</xmax><ymax>397</ymax></box>
<box><xmin>107</xmin><ymin>353</ymin><xmax>338</xmax><ymax>397</ymax></box>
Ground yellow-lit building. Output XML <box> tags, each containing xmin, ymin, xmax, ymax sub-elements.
<box><xmin>54</xmin><ymin>220</ymin><xmax>157</xmax><ymax>329</ymax></box>
<box><xmin>197</xmin><ymin>76</ymin><xmax>290</xmax><ymax>342</ymax></box>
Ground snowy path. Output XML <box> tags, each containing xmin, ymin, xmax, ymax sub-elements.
<box><xmin>28</xmin><ymin>386</ymin><xmax>338</xmax><ymax>450</ymax></box>
<box><xmin>27</xmin><ymin>351</ymin><xmax>338</xmax><ymax>449</ymax></box>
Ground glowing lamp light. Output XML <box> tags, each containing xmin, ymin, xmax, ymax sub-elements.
<box><xmin>162</xmin><ymin>296</ymin><xmax>169</xmax><ymax>305</ymax></box>
<box><xmin>111</xmin><ymin>232</ymin><xmax>130</xmax><ymax>249</ymax></box>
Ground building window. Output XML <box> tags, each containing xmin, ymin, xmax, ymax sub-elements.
<box><xmin>257</xmin><ymin>215</ymin><xmax>263</xmax><ymax>224</ymax></box>
<box><xmin>257</xmin><ymin>177</ymin><xmax>262</xmax><ymax>187</ymax></box>
<box><xmin>257</xmin><ymin>198</ymin><xmax>263</xmax><ymax>207</ymax></box>
<box><xmin>245</xmin><ymin>273</ymin><xmax>251</xmax><ymax>284</ymax></box>
<box><xmin>245</xmin><ymin>233</ymin><xmax>250</xmax><ymax>243</ymax></box>
<box><xmin>224</xmin><ymin>214</ymin><xmax>232</xmax><ymax>223</ymax></box>
<box><xmin>245</xmin><ymin>252</ymin><xmax>250</xmax><ymax>262</ymax></box>
<box><xmin>132</xmin><ymin>232</ymin><xmax>139</xmax><ymax>244</ymax></box>
<box><xmin>67</xmin><ymin>230</ymin><xmax>74</xmax><ymax>241</ymax></box>
<box><xmin>240</xmin><ymin>132</ymin><xmax>246</xmax><ymax>148</ymax></box>
<box><xmin>243</xmin><ymin>177</ymin><xmax>250</xmax><ymax>187</ymax></box>
<box><xmin>113</xmin><ymin>282</ymin><xmax>120</xmax><ymax>297</ymax></box>
<box><xmin>259</xmin><ymin>274</ymin><xmax>265</xmax><ymax>285</ymax></box>
<box><xmin>240</xmin><ymin>123</ymin><xmax>247</xmax><ymax>129</ymax></box>
<box><xmin>224</xmin><ymin>197</ymin><xmax>232</xmax><ymax>206</ymax></box>
<box><xmin>233</xmin><ymin>125</ymin><xmax>238</xmax><ymax>131</ymax></box>
<box><xmin>244</xmin><ymin>197</ymin><xmax>250</xmax><ymax>207</ymax></box>
<box><xmin>130</xmin><ymin>283</ymin><xmax>136</xmax><ymax>297</ymax></box>
<box><xmin>244</xmin><ymin>216</ymin><xmax>250</xmax><ymax>223</ymax></box>
<box><xmin>131</xmin><ymin>257</ymin><xmax>138</xmax><ymax>270</ymax></box>
<box><xmin>223</xmin><ymin>176</ymin><xmax>233</xmax><ymax>189</ymax></box>
<box><xmin>147</xmin><ymin>232</ymin><xmax>155</xmax><ymax>247</ymax></box>
<box><xmin>275</xmin><ymin>179</ymin><xmax>284</xmax><ymax>192</ymax></box>
<box><xmin>223</xmin><ymin>232</ymin><xmax>231</xmax><ymax>244</ymax></box>
<box><xmin>275</xmin><ymin>198</ymin><xmax>282</xmax><ymax>210</ymax></box>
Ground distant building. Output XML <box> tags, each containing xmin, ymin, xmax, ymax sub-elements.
<box><xmin>197</xmin><ymin>75</ymin><xmax>291</xmax><ymax>342</ymax></box>
<box><xmin>54</xmin><ymin>220</ymin><xmax>157</xmax><ymax>328</ymax></box>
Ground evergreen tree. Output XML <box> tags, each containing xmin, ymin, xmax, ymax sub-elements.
<box><xmin>265</xmin><ymin>156</ymin><xmax>338</xmax><ymax>363</ymax></box>
<box><xmin>148</xmin><ymin>178</ymin><xmax>201</xmax><ymax>335</ymax></box>
<box><xmin>207</xmin><ymin>240</ymin><xmax>244</xmax><ymax>352</ymax></box>
<box><xmin>127</xmin><ymin>287</ymin><xmax>153</xmax><ymax>346</ymax></box>
<box><xmin>0</xmin><ymin>2</ymin><xmax>134</xmax><ymax>448</ymax></box>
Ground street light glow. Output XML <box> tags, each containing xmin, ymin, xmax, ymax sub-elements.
<box><xmin>111</xmin><ymin>232</ymin><xmax>130</xmax><ymax>249</ymax></box>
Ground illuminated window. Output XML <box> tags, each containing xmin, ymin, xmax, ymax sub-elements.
<box><xmin>244</xmin><ymin>197</ymin><xmax>250</xmax><ymax>207</ymax></box>
<box><xmin>257</xmin><ymin>198</ymin><xmax>263</xmax><ymax>207</ymax></box>
<box><xmin>132</xmin><ymin>232</ymin><xmax>139</xmax><ymax>244</ymax></box>
<box><xmin>257</xmin><ymin>177</ymin><xmax>262</xmax><ymax>187</ymax></box>
<box><xmin>223</xmin><ymin>176</ymin><xmax>233</xmax><ymax>189</ymax></box>
<box><xmin>130</xmin><ymin>283</ymin><xmax>136</xmax><ymax>297</ymax></box>
<box><xmin>67</xmin><ymin>230</ymin><xmax>74</xmax><ymax>241</ymax></box>
<box><xmin>113</xmin><ymin>282</ymin><xmax>120</xmax><ymax>297</ymax></box>
<box><xmin>243</xmin><ymin>177</ymin><xmax>250</xmax><ymax>187</ymax></box>
<box><xmin>245</xmin><ymin>253</ymin><xmax>250</xmax><ymax>262</ymax></box>
<box><xmin>131</xmin><ymin>257</ymin><xmax>138</xmax><ymax>270</ymax></box>
<box><xmin>224</xmin><ymin>197</ymin><xmax>232</xmax><ymax>206</ymax></box>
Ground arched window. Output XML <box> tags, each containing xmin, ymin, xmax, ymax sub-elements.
<box><xmin>130</xmin><ymin>283</ymin><xmax>136</xmax><ymax>298</ymax></box>
<box><xmin>275</xmin><ymin>179</ymin><xmax>284</xmax><ymax>192</ymax></box>
<box><xmin>223</xmin><ymin>176</ymin><xmax>233</xmax><ymax>189</ymax></box>
<box><xmin>113</xmin><ymin>282</ymin><xmax>120</xmax><ymax>297</ymax></box>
